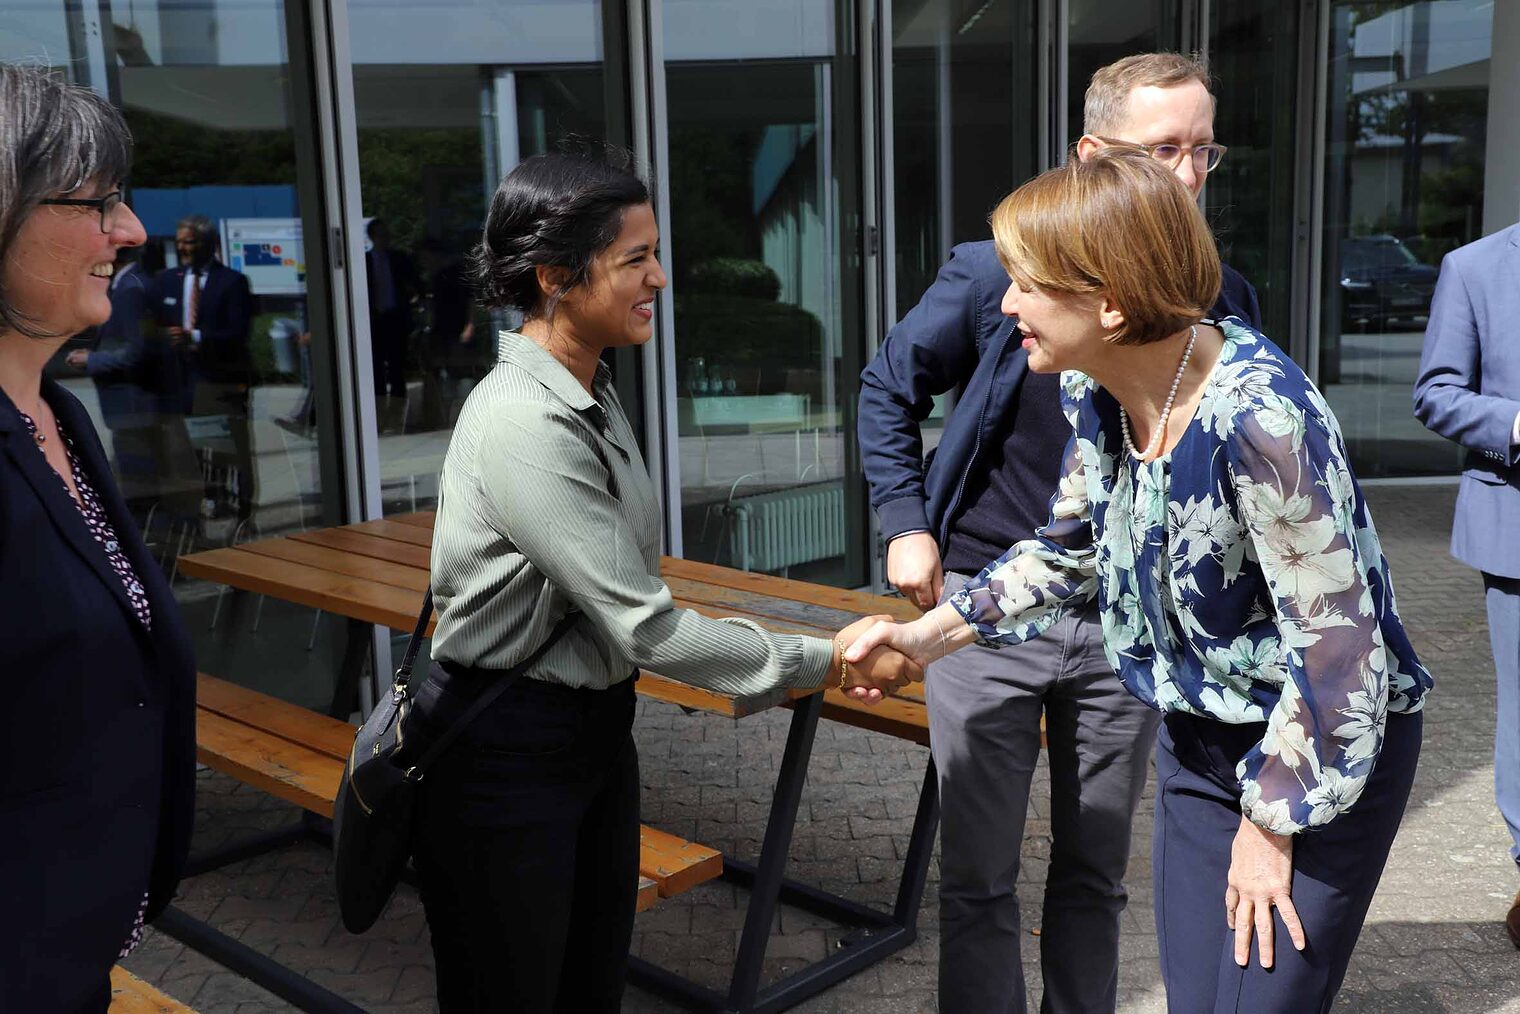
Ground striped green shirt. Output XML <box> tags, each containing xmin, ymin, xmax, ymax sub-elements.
<box><xmin>429</xmin><ymin>331</ymin><xmax>834</xmax><ymax>694</ymax></box>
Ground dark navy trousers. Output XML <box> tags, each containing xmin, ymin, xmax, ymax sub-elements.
<box><xmin>1153</xmin><ymin>709</ymin><xmax>1422</xmax><ymax>1013</ymax></box>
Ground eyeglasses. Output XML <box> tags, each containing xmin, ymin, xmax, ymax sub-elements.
<box><xmin>38</xmin><ymin>190</ymin><xmax>127</xmax><ymax>234</ymax></box>
<box><xmin>1091</xmin><ymin>137</ymin><xmax>1228</xmax><ymax>174</ymax></box>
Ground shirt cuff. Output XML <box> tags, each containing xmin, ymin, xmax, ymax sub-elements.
<box><xmin>191</xmin><ymin>328</ymin><xmax>203</xmax><ymax>344</ymax></box>
<box><xmin>1511</xmin><ymin>409</ymin><xmax>1520</xmax><ymax>448</ymax></box>
<box><xmin>788</xmin><ymin>635</ymin><xmax>838</xmax><ymax>690</ymax></box>
<box><xmin>887</xmin><ymin>528</ymin><xmax>931</xmax><ymax>543</ymax></box>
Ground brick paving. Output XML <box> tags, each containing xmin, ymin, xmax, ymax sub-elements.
<box><xmin>122</xmin><ymin>484</ymin><xmax>1520</xmax><ymax>1012</ymax></box>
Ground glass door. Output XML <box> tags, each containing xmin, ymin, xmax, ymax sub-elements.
<box><xmin>1318</xmin><ymin>0</ymin><xmax>1493</xmax><ymax>477</ymax></box>
<box><xmin>659</xmin><ymin>0</ymin><xmax>868</xmax><ymax>586</ymax></box>
<box><xmin>341</xmin><ymin>0</ymin><xmax>611</xmax><ymax>516</ymax></box>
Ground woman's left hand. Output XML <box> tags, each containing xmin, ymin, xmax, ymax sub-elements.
<box><xmin>1225</xmin><ymin>816</ymin><xmax>1306</xmax><ymax>969</ymax></box>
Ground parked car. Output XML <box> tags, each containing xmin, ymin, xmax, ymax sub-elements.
<box><xmin>1340</xmin><ymin>234</ymin><xmax>1439</xmax><ymax>330</ymax></box>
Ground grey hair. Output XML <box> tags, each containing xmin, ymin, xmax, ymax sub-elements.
<box><xmin>0</xmin><ymin>63</ymin><xmax>133</xmax><ymax>338</ymax></box>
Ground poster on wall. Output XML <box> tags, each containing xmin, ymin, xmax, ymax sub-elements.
<box><xmin>222</xmin><ymin>218</ymin><xmax>305</xmax><ymax>296</ymax></box>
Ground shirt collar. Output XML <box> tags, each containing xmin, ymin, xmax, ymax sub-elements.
<box><xmin>497</xmin><ymin>330</ymin><xmax>613</xmax><ymax>417</ymax></box>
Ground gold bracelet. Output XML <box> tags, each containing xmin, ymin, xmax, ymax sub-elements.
<box><xmin>835</xmin><ymin>639</ymin><xmax>849</xmax><ymax>690</ymax></box>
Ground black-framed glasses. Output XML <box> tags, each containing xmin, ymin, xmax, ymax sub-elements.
<box><xmin>38</xmin><ymin>190</ymin><xmax>126</xmax><ymax>234</ymax></box>
<box><xmin>1092</xmin><ymin>136</ymin><xmax>1228</xmax><ymax>174</ymax></box>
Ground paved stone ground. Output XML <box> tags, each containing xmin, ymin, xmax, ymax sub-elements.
<box><xmin>123</xmin><ymin>485</ymin><xmax>1520</xmax><ymax>1012</ymax></box>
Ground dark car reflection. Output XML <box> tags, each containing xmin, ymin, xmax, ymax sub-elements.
<box><xmin>1340</xmin><ymin>234</ymin><xmax>1439</xmax><ymax>331</ymax></box>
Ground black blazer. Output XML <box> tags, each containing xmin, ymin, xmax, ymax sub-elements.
<box><xmin>0</xmin><ymin>380</ymin><xmax>196</xmax><ymax>1009</ymax></box>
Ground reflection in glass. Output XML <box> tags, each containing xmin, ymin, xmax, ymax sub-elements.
<box><xmin>1066</xmin><ymin>0</ymin><xmax>1179</xmax><ymax>145</ymax></box>
<box><xmin>664</xmin><ymin>1</ymin><xmax>862</xmax><ymax>585</ymax></box>
<box><xmin>1320</xmin><ymin>0</ymin><xmax>1490</xmax><ymax>477</ymax></box>
<box><xmin>3</xmin><ymin>0</ymin><xmax>344</xmax><ymax>707</ymax></box>
<box><xmin>345</xmin><ymin>1</ymin><xmax>607</xmax><ymax>515</ymax></box>
<box><xmin>1207</xmin><ymin>0</ymin><xmax>1300</xmax><ymax>339</ymax></box>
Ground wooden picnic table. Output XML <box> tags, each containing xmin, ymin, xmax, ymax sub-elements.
<box><xmin>178</xmin><ymin>513</ymin><xmax>938</xmax><ymax>1014</ymax></box>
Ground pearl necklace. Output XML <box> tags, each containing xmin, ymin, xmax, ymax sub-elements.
<box><xmin>1119</xmin><ymin>324</ymin><xmax>1197</xmax><ymax>462</ymax></box>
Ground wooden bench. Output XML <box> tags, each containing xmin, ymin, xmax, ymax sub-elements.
<box><xmin>109</xmin><ymin>966</ymin><xmax>197</xmax><ymax>1013</ymax></box>
<box><xmin>195</xmin><ymin>673</ymin><xmax>721</xmax><ymax>911</ymax></box>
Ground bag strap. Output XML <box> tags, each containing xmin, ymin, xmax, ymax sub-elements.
<box><xmin>406</xmin><ymin>608</ymin><xmax>580</xmax><ymax>780</ymax></box>
<box><xmin>394</xmin><ymin>588</ymin><xmax>435</xmax><ymax>689</ymax></box>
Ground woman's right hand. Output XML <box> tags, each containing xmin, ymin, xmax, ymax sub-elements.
<box><xmin>838</xmin><ymin>616</ymin><xmax>945</xmax><ymax>706</ymax></box>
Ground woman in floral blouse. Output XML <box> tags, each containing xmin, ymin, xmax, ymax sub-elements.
<box><xmin>844</xmin><ymin>149</ymin><xmax>1432</xmax><ymax>1011</ymax></box>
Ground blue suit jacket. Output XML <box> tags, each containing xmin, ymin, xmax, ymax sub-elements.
<box><xmin>0</xmin><ymin>381</ymin><xmax>196</xmax><ymax>1007</ymax></box>
<box><xmin>858</xmin><ymin>239</ymin><xmax>1261</xmax><ymax>546</ymax></box>
<box><xmin>86</xmin><ymin>264</ymin><xmax>155</xmax><ymax>428</ymax></box>
<box><xmin>149</xmin><ymin>261</ymin><xmax>255</xmax><ymax>404</ymax></box>
<box><xmin>1414</xmin><ymin>223</ymin><xmax>1520</xmax><ymax>579</ymax></box>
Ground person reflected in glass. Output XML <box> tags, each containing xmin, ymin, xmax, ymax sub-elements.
<box><xmin>0</xmin><ymin>64</ymin><xmax>197</xmax><ymax>1012</ymax></box>
<box><xmin>844</xmin><ymin>150</ymin><xmax>1433</xmax><ymax>1010</ymax></box>
<box><xmin>65</xmin><ymin>245</ymin><xmax>158</xmax><ymax>507</ymax></box>
<box><xmin>410</xmin><ymin>144</ymin><xmax>918</xmax><ymax>1012</ymax></box>
<box><xmin>148</xmin><ymin>213</ymin><xmax>256</xmax><ymax>522</ymax></box>
<box><xmin>418</xmin><ymin>237</ymin><xmax>477</xmax><ymax>430</ymax></box>
<box><xmin>365</xmin><ymin>217</ymin><xmax>419</xmax><ymax>430</ymax></box>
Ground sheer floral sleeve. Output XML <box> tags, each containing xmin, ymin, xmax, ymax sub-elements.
<box><xmin>948</xmin><ymin>428</ymin><xmax>1100</xmax><ymax>646</ymax></box>
<box><xmin>1224</xmin><ymin>396</ymin><xmax>1390</xmax><ymax>835</ymax></box>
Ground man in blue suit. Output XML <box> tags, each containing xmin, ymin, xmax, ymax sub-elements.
<box><xmin>67</xmin><ymin>247</ymin><xmax>154</xmax><ymax>485</ymax></box>
<box><xmin>859</xmin><ymin>53</ymin><xmax>1261</xmax><ymax>1012</ymax></box>
<box><xmin>149</xmin><ymin>214</ymin><xmax>256</xmax><ymax>521</ymax></box>
<box><xmin>1413</xmin><ymin>220</ymin><xmax>1520</xmax><ymax>949</ymax></box>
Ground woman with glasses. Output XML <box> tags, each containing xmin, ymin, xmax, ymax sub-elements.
<box><xmin>844</xmin><ymin>150</ymin><xmax>1432</xmax><ymax>1011</ymax></box>
<box><xmin>0</xmin><ymin>65</ymin><xmax>197</xmax><ymax>1011</ymax></box>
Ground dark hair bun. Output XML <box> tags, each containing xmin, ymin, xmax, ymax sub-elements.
<box><xmin>473</xmin><ymin>140</ymin><xmax>650</xmax><ymax>318</ymax></box>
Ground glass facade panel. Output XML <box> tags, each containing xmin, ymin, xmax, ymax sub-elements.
<box><xmin>663</xmin><ymin>0</ymin><xmax>866</xmax><ymax>585</ymax></box>
<box><xmin>344</xmin><ymin>1</ymin><xmax>607</xmax><ymax>515</ymax></box>
<box><xmin>1207</xmin><ymin>0</ymin><xmax>1301</xmax><ymax>341</ymax></box>
<box><xmin>3</xmin><ymin>1</ymin><xmax>344</xmax><ymax>706</ymax></box>
<box><xmin>1067</xmin><ymin>0</ymin><xmax>1180</xmax><ymax>145</ymax></box>
<box><xmin>887</xmin><ymin>0</ymin><xmax>1039</xmax><ymax>459</ymax></box>
<box><xmin>1319</xmin><ymin>0</ymin><xmax>1491</xmax><ymax>477</ymax></box>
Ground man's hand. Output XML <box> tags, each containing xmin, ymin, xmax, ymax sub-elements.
<box><xmin>1225</xmin><ymin>816</ymin><xmax>1305</xmax><ymax>969</ymax></box>
<box><xmin>65</xmin><ymin>349</ymin><xmax>90</xmax><ymax>369</ymax></box>
<box><xmin>834</xmin><ymin>614</ymin><xmax>921</xmax><ymax>703</ymax></box>
<box><xmin>887</xmin><ymin>532</ymin><xmax>943</xmax><ymax>612</ymax></box>
<box><xmin>166</xmin><ymin>325</ymin><xmax>193</xmax><ymax>349</ymax></box>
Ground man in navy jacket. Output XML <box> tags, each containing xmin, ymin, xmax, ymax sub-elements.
<box><xmin>858</xmin><ymin>53</ymin><xmax>1261</xmax><ymax>1012</ymax></box>
<box><xmin>149</xmin><ymin>214</ymin><xmax>256</xmax><ymax>520</ymax></box>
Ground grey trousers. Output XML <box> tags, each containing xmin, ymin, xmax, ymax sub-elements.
<box><xmin>928</xmin><ymin>572</ymin><xmax>1161</xmax><ymax>1014</ymax></box>
<box><xmin>1484</xmin><ymin>574</ymin><xmax>1520</xmax><ymax>868</ymax></box>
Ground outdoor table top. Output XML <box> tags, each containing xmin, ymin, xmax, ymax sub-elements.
<box><xmin>178</xmin><ymin>511</ymin><xmax>922</xmax><ymax>719</ymax></box>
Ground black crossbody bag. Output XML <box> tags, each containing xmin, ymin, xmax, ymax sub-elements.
<box><xmin>333</xmin><ymin>589</ymin><xmax>578</xmax><ymax>933</ymax></box>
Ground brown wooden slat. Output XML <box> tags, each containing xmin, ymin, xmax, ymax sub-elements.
<box><xmin>635</xmin><ymin>876</ymin><xmax>660</xmax><ymax>913</ymax></box>
<box><xmin>790</xmin><ymin>690</ymin><xmax>931</xmax><ymax>746</ymax></box>
<box><xmin>344</xmin><ymin>518</ymin><xmax>434</xmax><ymax>548</ymax></box>
<box><xmin>290</xmin><ymin>528</ymin><xmax>432</xmax><ymax>570</ymax></box>
<box><xmin>178</xmin><ymin>548</ymin><xmax>429</xmax><ymax>633</ymax></box>
<box><xmin>240</xmin><ymin>538</ymin><xmax>429</xmax><ymax>593</ymax></box>
<box><xmin>639</xmin><ymin>826</ymin><xmax>722</xmax><ymax>897</ymax></box>
<box><xmin>660</xmin><ymin>556</ymin><xmax>919</xmax><ymax>621</ymax></box>
<box><xmin>195</xmin><ymin>710</ymin><xmax>343</xmax><ymax>818</ymax></box>
<box><xmin>390</xmin><ymin>511</ymin><xmax>436</xmax><ymax>528</ymax></box>
<box><xmin>196</xmin><ymin>674</ymin><xmax>357</xmax><ymax>762</ymax></box>
<box><xmin>110</xmin><ymin>967</ymin><xmax>197</xmax><ymax>1013</ymax></box>
<box><xmin>634</xmin><ymin>670</ymin><xmax>791</xmax><ymax>720</ymax></box>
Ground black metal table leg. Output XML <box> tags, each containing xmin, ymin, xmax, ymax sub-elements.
<box><xmin>155</xmin><ymin>906</ymin><xmax>366</xmax><ymax>1014</ymax></box>
<box><xmin>326</xmin><ymin>618</ymin><xmax>371</xmax><ymax>719</ymax></box>
<box><xmin>725</xmin><ymin>689</ymin><xmax>824</xmax><ymax>1011</ymax></box>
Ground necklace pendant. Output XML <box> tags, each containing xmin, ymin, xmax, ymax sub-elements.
<box><xmin>32</xmin><ymin>431</ymin><xmax>45</xmax><ymax>446</ymax></box>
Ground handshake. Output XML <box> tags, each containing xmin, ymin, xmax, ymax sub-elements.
<box><xmin>831</xmin><ymin>611</ymin><xmax>960</xmax><ymax>707</ymax></box>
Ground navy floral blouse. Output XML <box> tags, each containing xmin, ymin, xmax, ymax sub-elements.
<box><xmin>949</xmin><ymin>320</ymin><xmax>1434</xmax><ymax>835</ymax></box>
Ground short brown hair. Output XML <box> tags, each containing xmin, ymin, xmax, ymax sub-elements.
<box><xmin>1084</xmin><ymin>52</ymin><xmax>1212</xmax><ymax>136</ymax></box>
<box><xmin>989</xmin><ymin>148</ymin><xmax>1221</xmax><ymax>346</ymax></box>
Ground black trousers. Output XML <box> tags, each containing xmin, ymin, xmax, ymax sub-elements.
<box><xmin>1153</xmin><ymin>709</ymin><xmax>1422</xmax><ymax>1013</ymax></box>
<box><xmin>411</xmin><ymin>665</ymin><xmax>641</xmax><ymax>1013</ymax></box>
<box><xmin>370</xmin><ymin>310</ymin><xmax>410</xmax><ymax>398</ymax></box>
